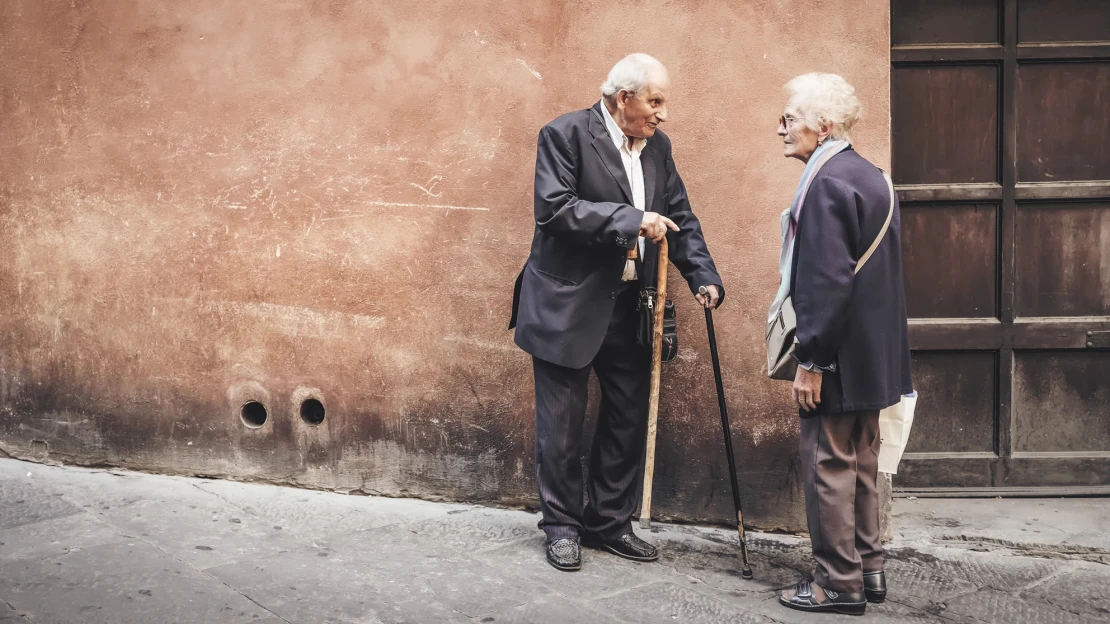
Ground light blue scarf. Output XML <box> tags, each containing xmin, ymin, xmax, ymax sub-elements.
<box><xmin>768</xmin><ymin>140</ymin><xmax>851</xmax><ymax>322</ymax></box>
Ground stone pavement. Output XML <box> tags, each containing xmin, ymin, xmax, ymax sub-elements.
<box><xmin>1</xmin><ymin>458</ymin><xmax>1108</xmax><ymax>624</ymax></box>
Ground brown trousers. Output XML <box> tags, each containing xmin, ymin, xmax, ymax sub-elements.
<box><xmin>799</xmin><ymin>410</ymin><xmax>883</xmax><ymax>593</ymax></box>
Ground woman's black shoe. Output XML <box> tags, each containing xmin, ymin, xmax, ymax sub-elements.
<box><xmin>546</xmin><ymin>538</ymin><xmax>581</xmax><ymax>571</ymax></box>
<box><xmin>779</xmin><ymin>581</ymin><xmax>866</xmax><ymax>616</ymax></box>
<box><xmin>863</xmin><ymin>570</ymin><xmax>887</xmax><ymax>603</ymax></box>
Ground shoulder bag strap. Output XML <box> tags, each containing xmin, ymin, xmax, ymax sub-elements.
<box><xmin>854</xmin><ymin>169</ymin><xmax>895</xmax><ymax>275</ymax></box>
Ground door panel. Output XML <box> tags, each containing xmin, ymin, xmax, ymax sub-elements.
<box><xmin>1015</xmin><ymin>202</ymin><xmax>1110</xmax><ymax>317</ymax></box>
<box><xmin>1017</xmin><ymin>0</ymin><xmax>1110</xmax><ymax>44</ymax></box>
<box><xmin>1013</xmin><ymin>351</ymin><xmax>1110</xmax><ymax>453</ymax></box>
<box><xmin>906</xmin><ymin>352</ymin><xmax>998</xmax><ymax>454</ymax></box>
<box><xmin>902</xmin><ymin>204</ymin><xmax>999</xmax><ymax>318</ymax></box>
<box><xmin>892</xmin><ymin>0</ymin><xmax>1000</xmax><ymax>45</ymax></box>
<box><xmin>1017</xmin><ymin>63</ymin><xmax>1110</xmax><ymax>182</ymax></box>
<box><xmin>892</xmin><ymin>65</ymin><xmax>1000</xmax><ymax>185</ymax></box>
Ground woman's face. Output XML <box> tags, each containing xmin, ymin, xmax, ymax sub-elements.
<box><xmin>777</xmin><ymin>106</ymin><xmax>822</xmax><ymax>163</ymax></box>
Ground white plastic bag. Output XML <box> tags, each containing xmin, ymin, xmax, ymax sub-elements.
<box><xmin>878</xmin><ymin>392</ymin><xmax>918</xmax><ymax>475</ymax></box>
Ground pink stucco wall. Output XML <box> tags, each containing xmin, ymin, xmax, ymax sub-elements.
<box><xmin>0</xmin><ymin>0</ymin><xmax>890</xmax><ymax>530</ymax></box>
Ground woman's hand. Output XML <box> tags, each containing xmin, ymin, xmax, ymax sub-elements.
<box><xmin>793</xmin><ymin>367</ymin><xmax>823</xmax><ymax>412</ymax></box>
<box><xmin>696</xmin><ymin>285</ymin><xmax>720</xmax><ymax>309</ymax></box>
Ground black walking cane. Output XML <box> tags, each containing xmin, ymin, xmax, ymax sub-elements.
<box><xmin>699</xmin><ymin>286</ymin><xmax>754</xmax><ymax>579</ymax></box>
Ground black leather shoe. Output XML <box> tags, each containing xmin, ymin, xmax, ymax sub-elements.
<box><xmin>546</xmin><ymin>538</ymin><xmax>581</xmax><ymax>572</ymax></box>
<box><xmin>863</xmin><ymin>570</ymin><xmax>887</xmax><ymax>603</ymax></box>
<box><xmin>779</xmin><ymin>582</ymin><xmax>866</xmax><ymax>616</ymax></box>
<box><xmin>582</xmin><ymin>532</ymin><xmax>659</xmax><ymax>562</ymax></box>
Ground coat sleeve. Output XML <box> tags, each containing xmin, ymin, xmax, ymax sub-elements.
<box><xmin>792</xmin><ymin>175</ymin><xmax>861</xmax><ymax>368</ymax></box>
<box><xmin>533</xmin><ymin>124</ymin><xmax>643</xmax><ymax>248</ymax></box>
<box><xmin>661</xmin><ymin>149</ymin><xmax>726</xmax><ymax>304</ymax></box>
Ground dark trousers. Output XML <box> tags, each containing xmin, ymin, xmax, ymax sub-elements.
<box><xmin>799</xmin><ymin>410</ymin><xmax>884</xmax><ymax>593</ymax></box>
<box><xmin>532</xmin><ymin>288</ymin><xmax>650</xmax><ymax>542</ymax></box>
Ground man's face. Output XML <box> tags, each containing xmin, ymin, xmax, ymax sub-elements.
<box><xmin>616</xmin><ymin>73</ymin><xmax>670</xmax><ymax>139</ymax></box>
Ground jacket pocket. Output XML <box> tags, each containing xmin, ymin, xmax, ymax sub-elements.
<box><xmin>535</xmin><ymin>268</ymin><xmax>578</xmax><ymax>287</ymax></box>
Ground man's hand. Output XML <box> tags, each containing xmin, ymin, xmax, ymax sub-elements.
<box><xmin>793</xmin><ymin>367</ymin><xmax>823</xmax><ymax>412</ymax></box>
<box><xmin>640</xmin><ymin>213</ymin><xmax>679</xmax><ymax>243</ymax></box>
<box><xmin>695</xmin><ymin>285</ymin><xmax>720</xmax><ymax>309</ymax></box>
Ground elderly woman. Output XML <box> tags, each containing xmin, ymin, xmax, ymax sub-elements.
<box><xmin>769</xmin><ymin>73</ymin><xmax>913</xmax><ymax>615</ymax></box>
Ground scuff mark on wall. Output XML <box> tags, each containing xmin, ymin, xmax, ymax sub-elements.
<box><xmin>515</xmin><ymin>59</ymin><xmax>543</xmax><ymax>80</ymax></box>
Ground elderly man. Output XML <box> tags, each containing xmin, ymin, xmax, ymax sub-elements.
<box><xmin>509</xmin><ymin>53</ymin><xmax>725</xmax><ymax>571</ymax></box>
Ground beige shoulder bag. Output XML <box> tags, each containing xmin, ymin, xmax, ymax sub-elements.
<box><xmin>766</xmin><ymin>170</ymin><xmax>895</xmax><ymax>380</ymax></box>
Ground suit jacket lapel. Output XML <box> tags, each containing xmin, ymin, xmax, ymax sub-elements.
<box><xmin>590</xmin><ymin>104</ymin><xmax>633</xmax><ymax>204</ymax></box>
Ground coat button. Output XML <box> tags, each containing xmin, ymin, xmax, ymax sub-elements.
<box><xmin>609</xmin><ymin>292</ymin><xmax>616</xmax><ymax>300</ymax></box>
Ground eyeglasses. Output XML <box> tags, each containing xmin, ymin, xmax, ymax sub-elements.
<box><xmin>779</xmin><ymin>115</ymin><xmax>810</xmax><ymax>128</ymax></box>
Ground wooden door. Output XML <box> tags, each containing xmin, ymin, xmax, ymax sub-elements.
<box><xmin>891</xmin><ymin>0</ymin><xmax>1110</xmax><ymax>493</ymax></box>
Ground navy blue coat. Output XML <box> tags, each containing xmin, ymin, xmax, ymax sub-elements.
<box><xmin>789</xmin><ymin>149</ymin><xmax>914</xmax><ymax>415</ymax></box>
<box><xmin>509</xmin><ymin>102</ymin><xmax>724</xmax><ymax>369</ymax></box>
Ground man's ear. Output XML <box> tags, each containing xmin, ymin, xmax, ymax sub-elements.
<box><xmin>617</xmin><ymin>89</ymin><xmax>632</xmax><ymax>110</ymax></box>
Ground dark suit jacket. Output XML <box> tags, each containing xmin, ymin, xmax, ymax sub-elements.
<box><xmin>509</xmin><ymin>102</ymin><xmax>724</xmax><ymax>369</ymax></box>
<box><xmin>789</xmin><ymin>148</ymin><xmax>914</xmax><ymax>414</ymax></box>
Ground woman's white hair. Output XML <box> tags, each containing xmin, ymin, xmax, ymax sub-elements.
<box><xmin>601</xmin><ymin>53</ymin><xmax>667</xmax><ymax>102</ymax></box>
<box><xmin>784</xmin><ymin>73</ymin><xmax>862</xmax><ymax>141</ymax></box>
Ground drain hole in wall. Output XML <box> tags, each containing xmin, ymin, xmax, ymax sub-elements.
<box><xmin>240</xmin><ymin>401</ymin><xmax>268</xmax><ymax>428</ymax></box>
<box><xmin>300</xmin><ymin>398</ymin><xmax>325</xmax><ymax>425</ymax></box>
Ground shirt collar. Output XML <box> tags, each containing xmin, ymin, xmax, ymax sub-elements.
<box><xmin>599</xmin><ymin>100</ymin><xmax>647</xmax><ymax>153</ymax></box>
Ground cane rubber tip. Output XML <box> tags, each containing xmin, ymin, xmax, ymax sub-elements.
<box><xmin>742</xmin><ymin>569</ymin><xmax>754</xmax><ymax>580</ymax></box>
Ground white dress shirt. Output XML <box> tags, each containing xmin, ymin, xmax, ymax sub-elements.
<box><xmin>599</xmin><ymin>101</ymin><xmax>647</xmax><ymax>281</ymax></box>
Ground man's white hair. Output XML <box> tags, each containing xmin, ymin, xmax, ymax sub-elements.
<box><xmin>600</xmin><ymin>53</ymin><xmax>667</xmax><ymax>102</ymax></box>
<box><xmin>784</xmin><ymin>73</ymin><xmax>862</xmax><ymax>142</ymax></box>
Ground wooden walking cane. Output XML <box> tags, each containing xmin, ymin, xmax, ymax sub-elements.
<box><xmin>639</xmin><ymin>237</ymin><xmax>668</xmax><ymax>529</ymax></box>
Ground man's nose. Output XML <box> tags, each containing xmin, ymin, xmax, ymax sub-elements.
<box><xmin>656</xmin><ymin>107</ymin><xmax>668</xmax><ymax>123</ymax></box>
